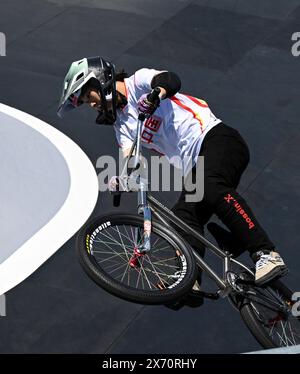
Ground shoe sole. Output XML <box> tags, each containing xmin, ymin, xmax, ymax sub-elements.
<box><xmin>255</xmin><ymin>265</ymin><xmax>289</xmax><ymax>286</ymax></box>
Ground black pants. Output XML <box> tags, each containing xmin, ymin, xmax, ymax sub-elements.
<box><xmin>172</xmin><ymin>123</ymin><xmax>275</xmax><ymax>257</ymax></box>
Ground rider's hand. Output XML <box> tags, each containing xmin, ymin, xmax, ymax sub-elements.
<box><xmin>137</xmin><ymin>93</ymin><xmax>160</xmax><ymax>117</ymax></box>
<box><xmin>108</xmin><ymin>175</ymin><xmax>131</xmax><ymax>193</ymax></box>
<box><xmin>108</xmin><ymin>176</ymin><xmax>120</xmax><ymax>193</ymax></box>
<box><xmin>108</xmin><ymin>175</ymin><xmax>142</xmax><ymax>193</ymax></box>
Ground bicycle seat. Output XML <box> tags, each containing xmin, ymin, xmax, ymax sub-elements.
<box><xmin>207</xmin><ymin>222</ymin><xmax>244</xmax><ymax>258</ymax></box>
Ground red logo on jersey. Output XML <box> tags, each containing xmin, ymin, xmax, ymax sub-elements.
<box><xmin>141</xmin><ymin>115</ymin><xmax>162</xmax><ymax>144</ymax></box>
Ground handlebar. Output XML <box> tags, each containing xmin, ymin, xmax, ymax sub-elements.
<box><xmin>138</xmin><ymin>87</ymin><xmax>161</xmax><ymax>121</ymax></box>
<box><xmin>148</xmin><ymin>86</ymin><xmax>161</xmax><ymax>103</ymax></box>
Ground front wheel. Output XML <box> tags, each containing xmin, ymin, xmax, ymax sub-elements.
<box><xmin>76</xmin><ymin>213</ymin><xmax>198</xmax><ymax>304</ymax></box>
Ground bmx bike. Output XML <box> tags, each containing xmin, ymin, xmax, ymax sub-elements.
<box><xmin>76</xmin><ymin>88</ymin><xmax>300</xmax><ymax>349</ymax></box>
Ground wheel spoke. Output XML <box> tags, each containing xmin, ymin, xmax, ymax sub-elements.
<box><xmin>93</xmin><ymin>230</ymin><xmax>130</xmax><ymax>254</ymax></box>
<box><xmin>107</xmin><ymin>262</ymin><xmax>128</xmax><ymax>275</ymax></box>
<box><xmin>96</xmin><ymin>253</ymin><xmax>126</xmax><ymax>265</ymax></box>
<box><xmin>105</xmin><ymin>226</ymin><xmax>135</xmax><ymax>247</ymax></box>
<box><xmin>120</xmin><ymin>262</ymin><xmax>131</xmax><ymax>283</ymax></box>
<box><xmin>86</xmin><ymin>221</ymin><xmax>187</xmax><ymax>293</ymax></box>
<box><xmin>103</xmin><ymin>260</ymin><xmax>126</xmax><ymax>271</ymax></box>
<box><xmin>279</xmin><ymin>320</ymin><xmax>295</xmax><ymax>346</ymax></box>
<box><xmin>136</xmin><ymin>257</ymin><xmax>157</xmax><ymax>289</ymax></box>
<box><xmin>149</xmin><ymin>256</ymin><xmax>180</xmax><ymax>268</ymax></box>
<box><xmin>229</xmin><ymin>262</ymin><xmax>300</xmax><ymax>347</ymax></box>
<box><xmin>143</xmin><ymin>254</ymin><xmax>172</xmax><ymax>285</ymax></box>
<box><xmin>114</xmin><ymin>225</ymin><xmax>130</xmax><ymax>261</ymax></box>
<box><xmin>287</xmin><ymin>321</ymin><xmax>297</xmax><ymax>344</ymax></box>
<box><xmin>250</xmin><ymin>290</ymin><xmax>300</xmax><ymax>346</ymax></box>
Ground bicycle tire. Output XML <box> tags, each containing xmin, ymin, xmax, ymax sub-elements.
<box><xmin>240</xmin><ymin>279</ymin><xmax>300</xmax><ymax>349</ymax></box>
<box><xmin>76</xmin><ymin>213</ymin><xmax>198</xmax><ymax>304</ymax></box>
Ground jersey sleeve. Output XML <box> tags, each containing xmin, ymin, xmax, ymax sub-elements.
<box><xmin>133</xmin><ymin>68</ymin><xmax>163</xmax><ymax>92</ymax></box>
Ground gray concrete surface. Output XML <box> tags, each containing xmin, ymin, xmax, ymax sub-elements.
<box><xmin>0</xmin><ymin>0</ymin><xmax>299</xmax><ymax>353</ymax></box>
<box><xmin>246</xmin><ymin>344</ymin><xmax>300</xmax><ymax>354</ymax></box>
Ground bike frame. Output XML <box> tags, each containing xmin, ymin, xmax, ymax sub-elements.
<box><xmin>118</xmin><ymin>116</ymin><xmax>254</xmax><ymax>298</ymax></box>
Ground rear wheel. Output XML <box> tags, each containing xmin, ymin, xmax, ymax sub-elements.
<box><xmin>76</xmin><ymin>213</ymin><xmax>198</xmax><ymax>304</ymax></box>
<box><xmin>235</xmin><ymin>273</ymin><xmax>300</xmax><ymax>348</ymax></box>
<box><xmin>226</xmin><ymin>260</ymin><xmax>300</xmax><ymax>349</ymax></box>
<box><xmin>240</xmin><ymin>279</ymin><xmax>300</xmax><ymax>348</ymax></box>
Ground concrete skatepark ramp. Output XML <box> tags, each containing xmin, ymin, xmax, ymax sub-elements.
<box><xmin>0</xmin><ymin>104</ymin><xmax>98</xmax><ymax>295</ymax></box>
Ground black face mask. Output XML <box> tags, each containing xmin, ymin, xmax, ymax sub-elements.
<box><xmin>117</xmin><ymin>91</ymin><xmax>128</xmax><ymax>109</ymax></box>
<box><xmin>95</xmin><ymin>91</ymin><xmax>127</xmax><ymax>125</ymax></box>
<box><xmin>94</xmin><ymin>89</ymin><xmax>115</xmax><ymax>125</ymax></box>
<box><xmin>95</xmin><ymin>110</ymin><xmax>116</xmax><ymax>125</ymax></box>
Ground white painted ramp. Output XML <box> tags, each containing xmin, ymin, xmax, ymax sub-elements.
<box><xmin>0</xmin><ymin>104</ymin><xmax>99</xmax><ymax>295</ymax></box>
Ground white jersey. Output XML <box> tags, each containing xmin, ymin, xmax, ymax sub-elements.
<box><xmin>114</xmin><ymin>68</ymin><xmax>222</xmax><ymax>175</ymax></box>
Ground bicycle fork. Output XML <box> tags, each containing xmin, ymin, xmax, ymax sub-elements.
<box><xmin>136</xmin><ymin>178</ymin><xmax>152</xmax><ymax>252</ymax></box>
<box><xmin>129</xmin><ymin>178</ymin><xmax>152</xmax><ymax>268</ymax></box>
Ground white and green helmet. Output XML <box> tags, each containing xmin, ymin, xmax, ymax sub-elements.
<box><xmin>57</xmin><ymin>56</ymin><xmax>117</xmax><ymax>124</ymax></box>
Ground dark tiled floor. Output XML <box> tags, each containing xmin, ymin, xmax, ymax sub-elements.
<box><xmin>0</xmin><ymin>0</ymin><xmax>299</xmax><ymax>353</ymax></box>
<box><xmin>127</xmin><ymin>5</ymin><xmax>281</xmax><ymax>71</ymax></box>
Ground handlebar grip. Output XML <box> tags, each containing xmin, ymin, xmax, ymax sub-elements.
<box><xmin>147</xmin><ymin>87</ymin><xmax>161</xmax><ymax>103</ymax></box>
<box><xmin>113</xmin><ymin>193</ymin><xmax>121</xmax><ymax>207</ymax></box>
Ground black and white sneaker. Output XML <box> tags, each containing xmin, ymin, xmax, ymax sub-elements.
<box><xmin>255</xmin><ymin>251</ymin><xmax>288</xmax><ymax>286</ymax></box>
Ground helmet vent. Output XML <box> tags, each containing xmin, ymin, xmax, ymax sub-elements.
<box><xmin>76</xmin><ymin>72</ymin><xmax>84</xmax><ymax>81</ymax></box>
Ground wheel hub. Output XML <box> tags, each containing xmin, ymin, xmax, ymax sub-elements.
<box><xmin>129</xmin><ymin>247</ymin><xmax>145</xmax><ymax>268</ymax></box>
